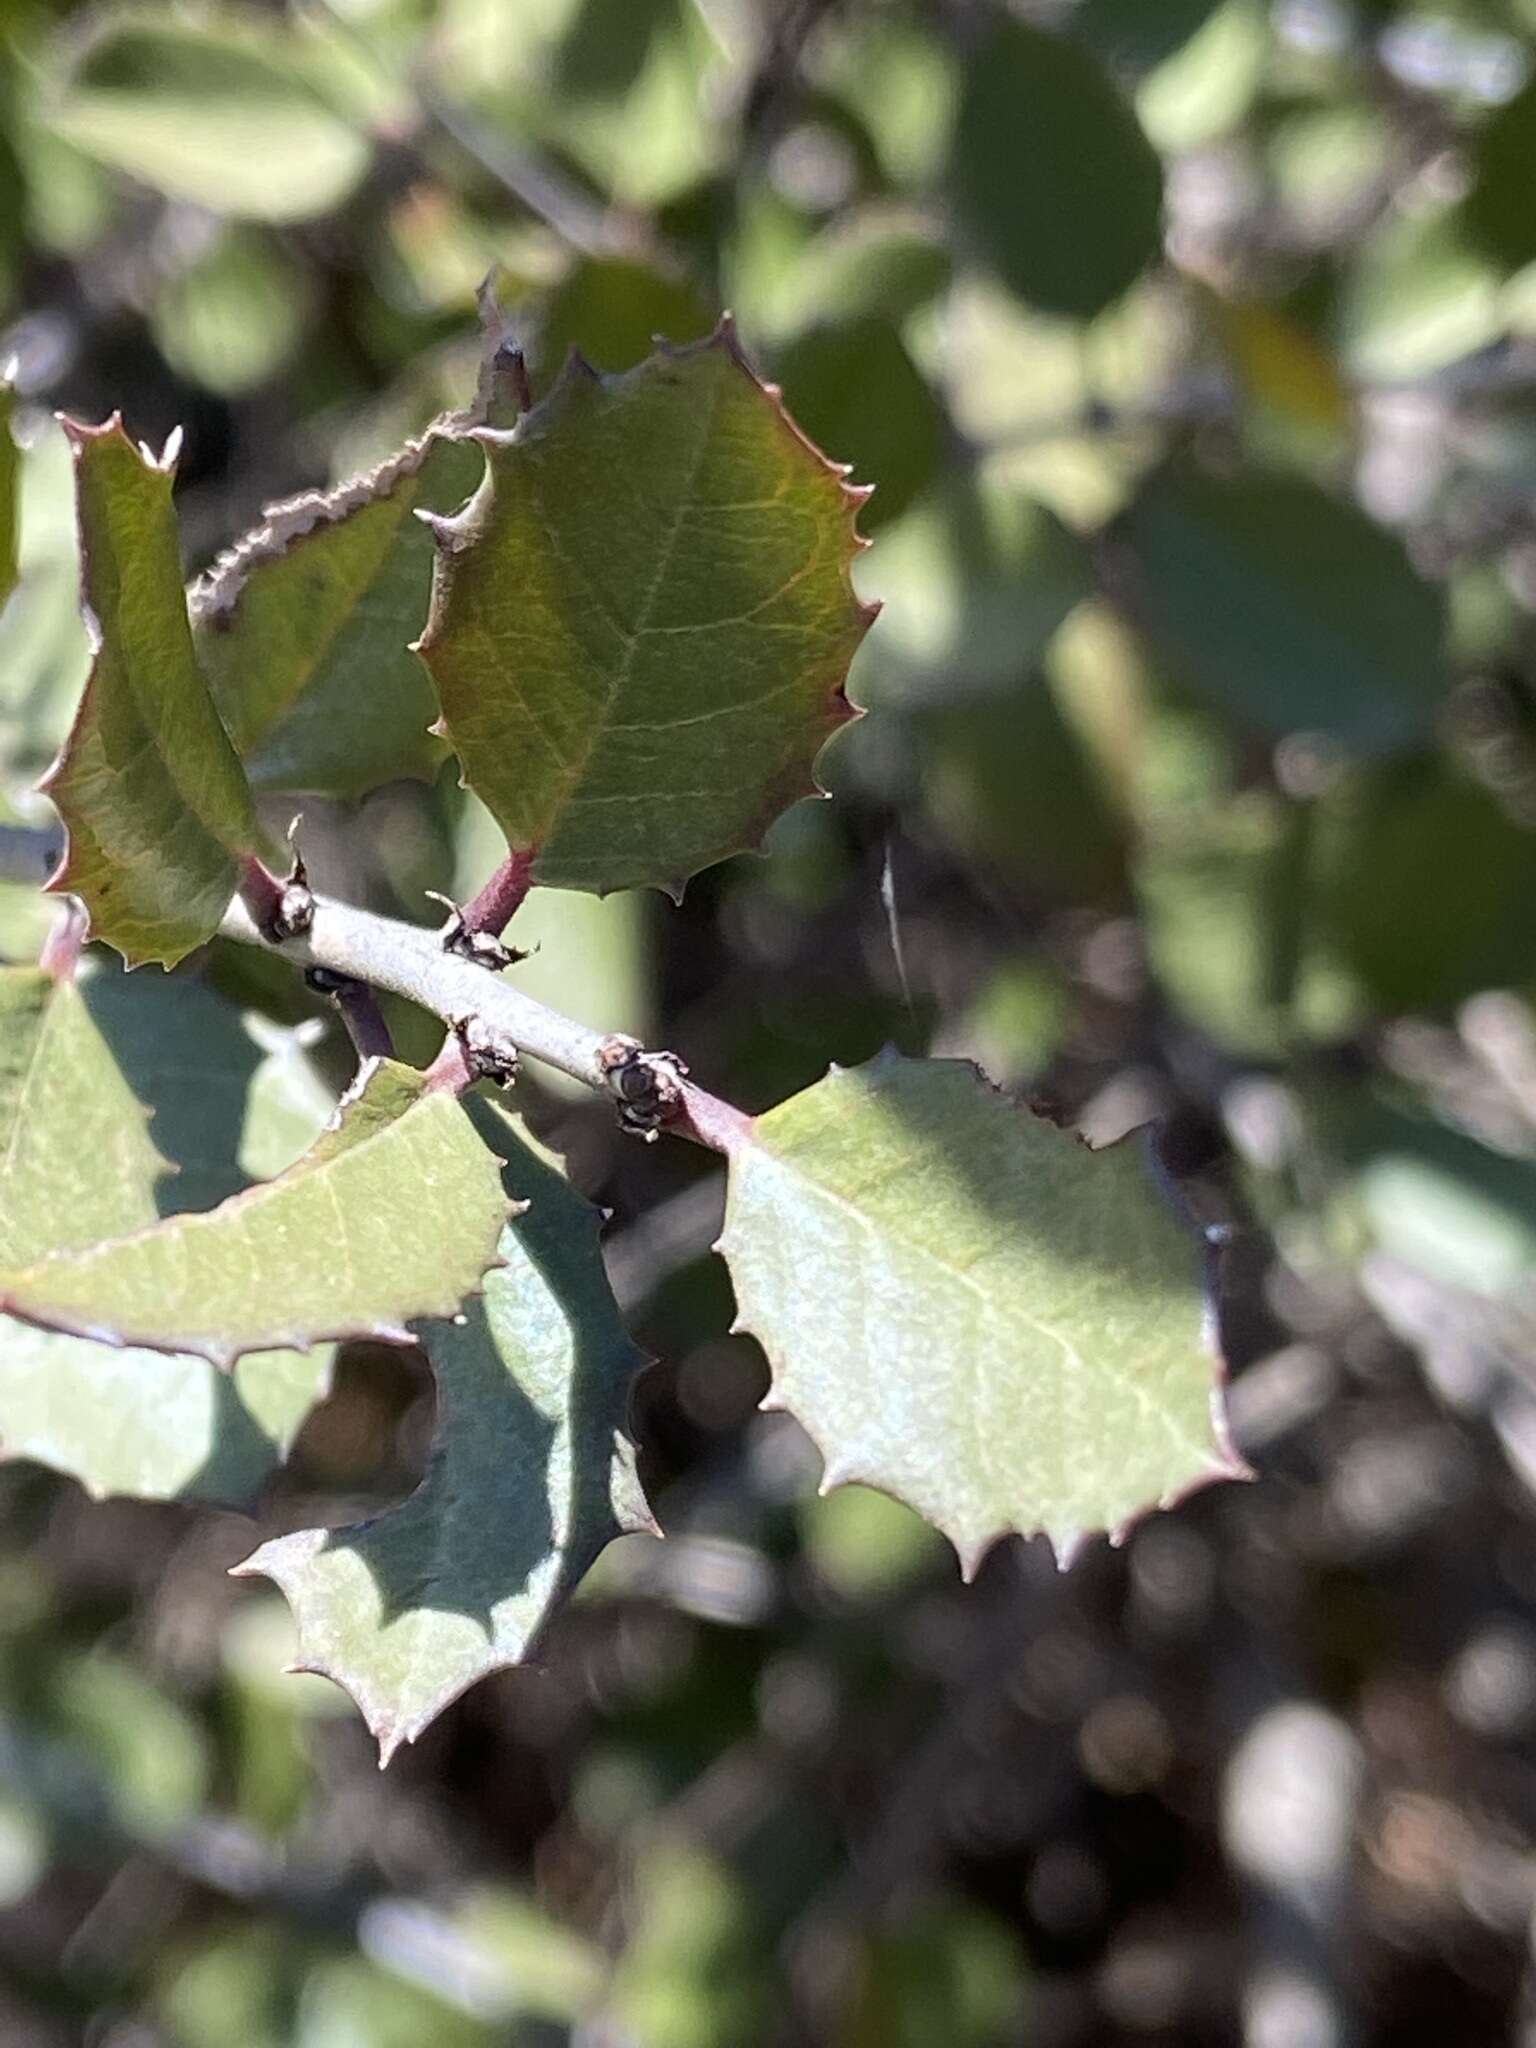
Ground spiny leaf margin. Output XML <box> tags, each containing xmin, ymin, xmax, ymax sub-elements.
<box><xmin>236</xmin><ymin>1102</ymin><xmax>655</xmax><ymax>1762</ymax></box>
<box><xmin>418</xmin><ymin>318</ymin><xmax>875</xmax><ymax>899</ymax></box>
<box><xmin>0</xmin><ymin>1058</ymin><xmax>510</xmax><ymax>1368</ymax></box>
<box><xmin>39</xmin><ymin>417</ymin><xmax>261</xmax><ymax>966</ymax></box>
<box><xmin>719</xmin><ymin>1050</ymin><xmax>1244</xmax><ymax>1576</ymax></box>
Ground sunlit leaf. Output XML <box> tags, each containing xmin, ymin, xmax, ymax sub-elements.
<box><xmin>40</xmin><ymin>420</ymin><xmax>260</xmax><ymax>966</ymax></box>
<box><xmin>238</xmin><ymin>1103</ymin><xmax>652</xmax><ymax>1760</ymax></box>
<box><xmin>0</xmin><ymin>966</ymin><xmax>330</xmax><ymax>1503</ymax></box>
<box><xmin>44</xmin><ymin>14</ymin><xmax>371</xmax><ymax>224</ymax></box>
<box><xmin>719</xmin><ymin>1051</ymin><xmax>1241</xmax><ymax>1572</ymax></box>
<box><xmin>0</xmin><ymin>1061</ymin><xmax>509</xmax><ymax>1367</ymax></box>
<box><xmin>420</xmin><ymin>326</ymin><xmax>872</xmax><ymax>896</ymax></box>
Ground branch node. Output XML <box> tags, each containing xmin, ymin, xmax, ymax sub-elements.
<box><xmin>598</xmin><ymin>1035</ymin><xmax>689</xmax><ymax>1142</ymax></box>
<box><xmin>240</xmin><ymin>826</ymin><xmax>315</xmax><ymax>944</ymax></box>
<box><xmin>452</xmin><ymin>1012</ymin><xmax>521</xmax><ymax>1088</ymax></box>
<box><xmin>424</xmin><ymin>891</ymin><xmax>531</xmax><ymax>973</ymax></box>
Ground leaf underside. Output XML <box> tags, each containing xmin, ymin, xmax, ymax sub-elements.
<box><xmin>238</xmin><ymin>1101</ymin><xmax>653</xmax><ymax>1763</ymax></box>
<box><xmin>40</xmin><ymin>420</ymin><xmax>259</xmax><ymax>966</ymax></box>
<box><xmin>0</xmin><ymin>967</ymin><xmax>331</xmax><ymax>1504</ymax></box>
<box><xmin>0</xmin><ymin>1058</ymin><xmax>509</xmax><ymax>1369</ymax></box>
<box><xmin>419</xmin><ymin>323</ymin><xmax>873</xmax><ymax>897</ymax></box>
<box><xmin>192</xmin><ymin>426</ymin><xmax>483</xmax><ymax>798</ymax></box>
<box><xmin>719</xmin><ymin>1052</ymin><xmax>1242</xmax><ymax>1574</ymax></box>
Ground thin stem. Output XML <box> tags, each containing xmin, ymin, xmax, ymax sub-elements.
<box><xmin>458</xmin><ymin>847</ymin><xmax>536</xmax><ymax>939</ymax></box>
<box><xmin>304</xmin><ymin>967</ymin><xmax>395</xmax><ymax>1063</ymax></box>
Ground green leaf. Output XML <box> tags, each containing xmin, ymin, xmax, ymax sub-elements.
<box><xmin>192</xmin><ymin>428</ymin><xmax>484</xmax><ymax>798</ymax></box>
<box><xmin>0</xmin><ymin>966</ymin><xmax>166</xmax><ymax>1262</ymax></box>
<box><xmin>40</xmin><ymin>420</ymin><xmax>259</xmax><ymax>966</ymax></box>
<box><xmin>0</xmin><ymin>1326</ymin><xmax>330</xmax><ymax>1508</ymax></box>
<box><xmin>237</xmin><ymin>1103</ymin><xmax>652</xmax><ymax>1761</ymax></box>
<box><xmin>0</xmin><ymin>1060</ymin><xmax>509</xmax><ymax>1367</ymax></box>
<box><xmin>43</xmin><ymin>14</ymin><xmax>371</xmax><ymax>224</ymax></box>
<box><xmin>951</xmin><ymin>19</ymin><xmax>1163</xmax><ymax>320</ymax></box>
<box><xmin>773</xmin><ymin>315</ymin><xmax>943</xmax><ymax>534</ymax></box>
<box><xmin>419</xmin><ymin>326</ymin><xmax>871</xmax><ymax>896</ymax></box>
<box><xmin>1315</xmin><ymin>755</ymin><xmax>1536</xmax><ymax>1013</ymax></box>
<box><xmin>533</xmin><ymin>254</ymin><xmax>717</xmax><ymax>384</ymax></box>
<box><xmin>1120</xmin><ymin>465</ymin><xmax>1450</xmax><ymax>753</ymax></box>
<box><xmin>0</xmin><ymin>380</ymin><xmax>17</xmax><ymax>619</ymax></box>
<box><xmin>0</xmin><ymin>418</ymin><xmax>91</xmax><ymax>787</ymax></box>
<box><xmin>0</xmin><ymin>965</ymin><xmax>331</xmax><ymax>1504</ymax></box>
<box><xmin>79</xmin><ymin>968</ymin><xmax>338</xmax><ymax>1214</ymax></box>
<box><xmin>719</xmin><ymin>1052</ymin><xmax>1240</xmax><ymax>1572</ymax></box>
<box><xmin>1465</xmin><ymin>75</ymin><xmax>1536</xmax><ymax>273</ymax></box>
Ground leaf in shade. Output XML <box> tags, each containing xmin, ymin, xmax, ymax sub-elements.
<box><xmin>0</xmin><ymin>379</ymin><xmax>18</xmax><ymax>617</ymax></box>
<box><xmin>1465</xmin><ymin>76</ymin><xmax>1536</xmax><ymax>273</ymax></box>
<box><xmin>1120</xmin><ymin>464</ymin><xmax>1450</xmax><ymax>754</ymax></box>
<box><xmin>0</xmin><ymin>1060</ymin><xmax>509</xmax><ymax>1368</ymax></box>
<box><xmin>0</xmin><ymin>965</ymin><xmax>331</xmax><ymax>1505</ymax></box>
<box><xmin>236</xmin><ymin>1102</ymin><xmax>653</xmax><ymax>1762</ymax></box>
<box><xmin>191</xmin><ymin>429</ymin><xmax>485</xmax><ymax>798</ymax></box>
<box><xmin>0</xmin><ymin>1326</ymin><xmax>330</xmax><ymax>1508</ymax></box>
<box><xmin>0</xmin><ymin>967</ymin><xmax>167</xmax><ymax>1262</ymax></box>
<box><xmin>40</xmin><ymin>420</ymin><xmax>260</xmax><ymax>967</ymax></box>
<box><xmin>773</xmin><ymin>315</ymin><xmax>943</xmax><ymax>534</ymax></box>
<box><xmin>43</xmin><ymin>14</ymin><xmax>371</xmax><ymax>224</ymax></box>
<box><xmin>951</xmin><ymin>18</ymin><xmax>1164</xmax><ymax>320</ymax></box>
<box><xmin>419</xmin><ymin>323</ymin><xmax>872</xmax><ymax>897</ymax></box>
<box><xmin>718</xmin><ymin>1052</ymin><xmax>1242</xmax><ymax>1573</ymax></box>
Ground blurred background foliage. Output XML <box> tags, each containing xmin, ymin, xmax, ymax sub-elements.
<box><xmin>6</xmin><ymin>0</ymin><xmax>1536</xmax><ymax>2041</ymax></box>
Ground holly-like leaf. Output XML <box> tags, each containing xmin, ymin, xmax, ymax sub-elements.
<box><xmin>0</xmin><ymin>966</ymin><xmax>167</xmax><ymax>1261</ymax></box>
<box><xmin>0</xmin><ymin>1327</ymin><xmax>330</xmax><ymax>1508</ymax></box>
<box><xmin>718</xmin><ymin>1052</ymin><xmax>1242</xmax><ymax>1573</ymax></box>
<box><xmin>192</xmin><ymin>428</ymin><xmax>485</xmax><ymax>798</ymax></box>
<box><xmin>0</xmin><ymin>1060</ymin><xmax>509</xmax><ymax>1368</ymax></box>
<box><xmin>0</xmin><ymin>965</ymin><xmax>331</xmax><ymax>1504</ymax></box>
<box><xmin>39</xmin><ymin>421</ymin><xmax>260</xmax><ymax>966</ymax></box>
<box><xmin>0</xmin><ymin>379</ymin><xmax>18</xmax><ymax>618</ymax></box>
<box><xmin>419</xmin><ymin>324</ymin><xmax>871</xmax><ymax>897</ymax></box>
<box><xmin>237</xmin><ymin>1102</ymin><xmax>653</xmax><ymax>1762</ymax></box>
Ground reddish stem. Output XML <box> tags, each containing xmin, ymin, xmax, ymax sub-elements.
<box><xmin>38</xmin><ymin>899</ymin><xmax>88</xmax><ymax>983</ymax></box>
<box><xmin>459</xmin><ymin>847</ymin><xmax>537</xmax><ymax>939</ymax></box>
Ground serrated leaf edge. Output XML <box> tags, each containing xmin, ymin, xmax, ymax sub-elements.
<box><xmin>720</xmin><ymin>1051</ymin><xmax>1248</xmax><ymax>1581</ymax></box>
<box><xmin>0</xmin><ymin>1083</ymin><xmax>513</xmax><ymax>1369</ymax></box>
<box><xmin>416</xmin><ymin>315</ymin><xmax>879</xmax><ymax>901</ymax></box>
